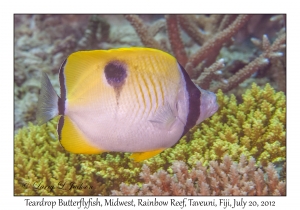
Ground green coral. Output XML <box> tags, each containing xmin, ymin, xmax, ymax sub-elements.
<box><xmin>190</xmin><ymin>82</ymin><xmax>286</xmax><ymax>166</ymax></box>
<box><xmin>14</xmin><ymin>83</ymin><xmax>286</xmax><ymax>195</ymax></box>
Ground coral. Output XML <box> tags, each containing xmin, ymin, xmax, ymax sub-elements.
<box><xmin>14</xmin><ymin>83</ymin><xmax>286</xmax><ymax>195</ymax></box>
<box><xmin>186</xmin><ymin>15</ymin><xmax>252</xmax><ymax>73</ymax></box>
<box><xmin>165</xmin><ymin>15</ymin><xmax>188</xmax><ymax>66</ymax></box>
<box><xmin>212</xmin><ymin>33</ymin><xmax>286</xmax><ymax>92</ymax></box>
<box><xmin>191</xmin><ymin>83</ymin><xmax>285</xmax><ymax>167</ymax></box>
<box><xmin>125</xmin><ymin>14</ymin><xmax>286</xmax><ymax>93</ymax></box>
<box><xmin>112</xmin><ymin>155</ymin><xmax>286</xmax><ymax>196</ymax></box>
<box><xmin>14</xmin><ymin>117</ymin><xmax>143</xmax><ymax>195</ymax></box>
<box><xmin>123</xmin><ymin>15</ymin><xmax>163</xmax><ymax>51</ymax></box>
<box><xmin>77</xmin><ymin>15</ymin><xmax>111</xmax><ymax>50</ymax></box>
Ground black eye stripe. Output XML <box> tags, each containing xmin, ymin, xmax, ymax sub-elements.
<box><xmin>58</xmin><ymin>59</ymin><xmax>67</xmax><ymax>115</ymax></box>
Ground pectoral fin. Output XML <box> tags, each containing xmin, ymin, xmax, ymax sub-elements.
<box><xmin>149</xmin><ymin>102</ymin><xmax>178</xmax><ymax>131</ymax></box>
<box><xmin>130</xmin><ymin>148</ymin><xmax>165</xmax><ymax>162</ymax></box>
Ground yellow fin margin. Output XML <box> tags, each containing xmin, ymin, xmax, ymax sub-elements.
<box><xmin>59</xmin><ymin>116</ymin><xmax>105</xmax><ymax>154</ymax></box>
<box><xmin>130</xmin><ymin>148</ymin><xmax>165</xmax><ymax>162</ymax></box>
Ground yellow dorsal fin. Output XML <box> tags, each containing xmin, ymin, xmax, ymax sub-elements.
<box><xmin>129</xmin><ymin>148</ymin><xmax>165</xmax><ymax>162</ymax></box>
<box><xmin>59</xmin><ymin>116</ymin><xmax>105</xmax><ymax>154</ymax></box>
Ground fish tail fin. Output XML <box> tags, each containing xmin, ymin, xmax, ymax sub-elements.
<box><xmin>36</xmin><ymin>72</ymin><xmax>59</xmax><ymax>125</ymax></box>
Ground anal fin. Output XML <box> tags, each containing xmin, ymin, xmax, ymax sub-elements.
<box><xmin>58</xmin><ymin>116</ymin><xmax>105</xmax><ymax>154</ymax></box>
<box><xmin>129</xmin><ymin>148</ymin><xmax>165</xmax><ymax>162</ymax></box>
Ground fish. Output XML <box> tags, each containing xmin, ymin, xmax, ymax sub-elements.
<box><xmin>37</xmin><ymin>47</ymin><xmax>218</xmax><ymax>162</ymax></box>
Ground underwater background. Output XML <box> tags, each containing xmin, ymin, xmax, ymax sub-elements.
<box><xmin>14</xmin><ymin>14</ymin><xmax>286</xmax><ymax>195</ymax></box>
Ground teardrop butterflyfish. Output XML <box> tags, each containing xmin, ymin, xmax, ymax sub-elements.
<box><xmin>37</xmin><ymin>47</ymin><xmax>219</xmax><ymax>162</ymax></box>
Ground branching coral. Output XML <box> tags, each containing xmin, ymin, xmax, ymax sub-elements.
<box><xmin>14</xmin><ymin>83</ymin><xmax>285</xmax><ymax>195</ymax></box>
<box><xmin>125</xmin><ymin>14</ymin><xmax>286</xmax><ymax>93</ymax></box>
<box><xmin>196</xmin><ymin>83</ymin><xmax>285</xmax><ymax>166</ymax></box>
<box><xmin>77</xmin><ymin>15</ymin><xmax>110</xmax><ymax>50</ymax></box>
<box><xmin>14</xmin><ymin>117</ymin><xmax>143</xmax><ymax>195</ymax></box>
<box><xmin>186</xmin><ymin>15</ymin><xmax>252</xmax><ymax>74</ymax></box>
<box><xmin>112</xmin><ymin>155</ymin><xmax>286</xmax><ymax>196</ymax></box>
<box><xmin>212</xmin><ymin>33</ymin><xmax>286</xmax><ymax>92</ymax></box>
<box><xmin>165</xmin><ymin>15</ymin><xmax>188</xmax><ymax>66</ymax></box>
<box><xmin>124</xmin><ymin>15</ymin><xmax>164</xmax><ymax>51</ymax></box>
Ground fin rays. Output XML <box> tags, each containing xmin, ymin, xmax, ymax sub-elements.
<box><xmin>149</xmin><ymin>101</ymin><xmax>179</xmax><ymax>131</ymax></box>
<box><xmin>36</xmin><ymin>73</ymin><xmax>59</xmax><ymax>125</ymax></box>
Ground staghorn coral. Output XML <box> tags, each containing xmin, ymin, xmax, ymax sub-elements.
<box><xmin>14</xmin><ymin>83</ymin><xmax>285</xmax><ymax>195</ymax></box>
<box><xmin>112</xmin><ymin>155</ymin><xmax>286</xmax><ymax>196</ymax></box>
<box><xmin>186</xmin><ymin>15</ymin><xmax>252</xmax><ymax>74</ymax></box>
<box><xmin>123</xmin><ymin>15</ymin><xmax>164</xmax><ymax>51</ymax></box>
<box><xmin>165</xmin><ymin>15</ymin><xmax>188</xmax><ymax>66</ymax></box>
<box><xmin>212</xmin><ymin>33</ymin><xmax>286</xmax><ymax>93</ymax></box>
<box><xmin>77</xmin><ymin>15</ymin><xmax>111</xmax><ymax>50</ymax></box>
<box><xmin>125</xmin><ymin>14</ymin><xmax>286</xmax><ymax>94</ymax></box>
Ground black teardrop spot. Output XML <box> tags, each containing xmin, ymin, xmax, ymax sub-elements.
<box><xmin>104</xmin><ymin>61</ymin><xmax>127</xmax><ymax>88</ymax></box>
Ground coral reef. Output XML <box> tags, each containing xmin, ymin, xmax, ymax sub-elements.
<box><xmin>112</xmin><ymin>155</ymin><xmax>286</xmax><ymax>196</ymax></box>
<box><xmin>14</xmin><ymin>83</ymin><xmax>286</xmax><ymax>195</ymax></box>
<box><xmin>125</xmin><ymin>15</ymin><xmax>286</xmax><ymax>94</ymax></box>
<box><xmin>14</xmin><ymin>15</ymin><xmax>285</xmax><ymax>131</ymax></box>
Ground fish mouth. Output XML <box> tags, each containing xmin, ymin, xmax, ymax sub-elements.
<box><xmin>211</xmin><ymin>104</ymin><xmax>219</xmax><ymax>115</ymax></box>
<box><xmin>208</xmin><ymin>94</ymin><xmax>219</xmax><ymax>115</ymax></box>
<box><xmin>211</xmin><ymin>97</ymin><xmax>219</xmax><ymax>113</ymax></box>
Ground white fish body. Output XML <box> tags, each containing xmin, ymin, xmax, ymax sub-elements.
<box><xmin>37</xmin><ymin>47</ymin><xmax>218</xmax><ymax>161</ymax></box>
